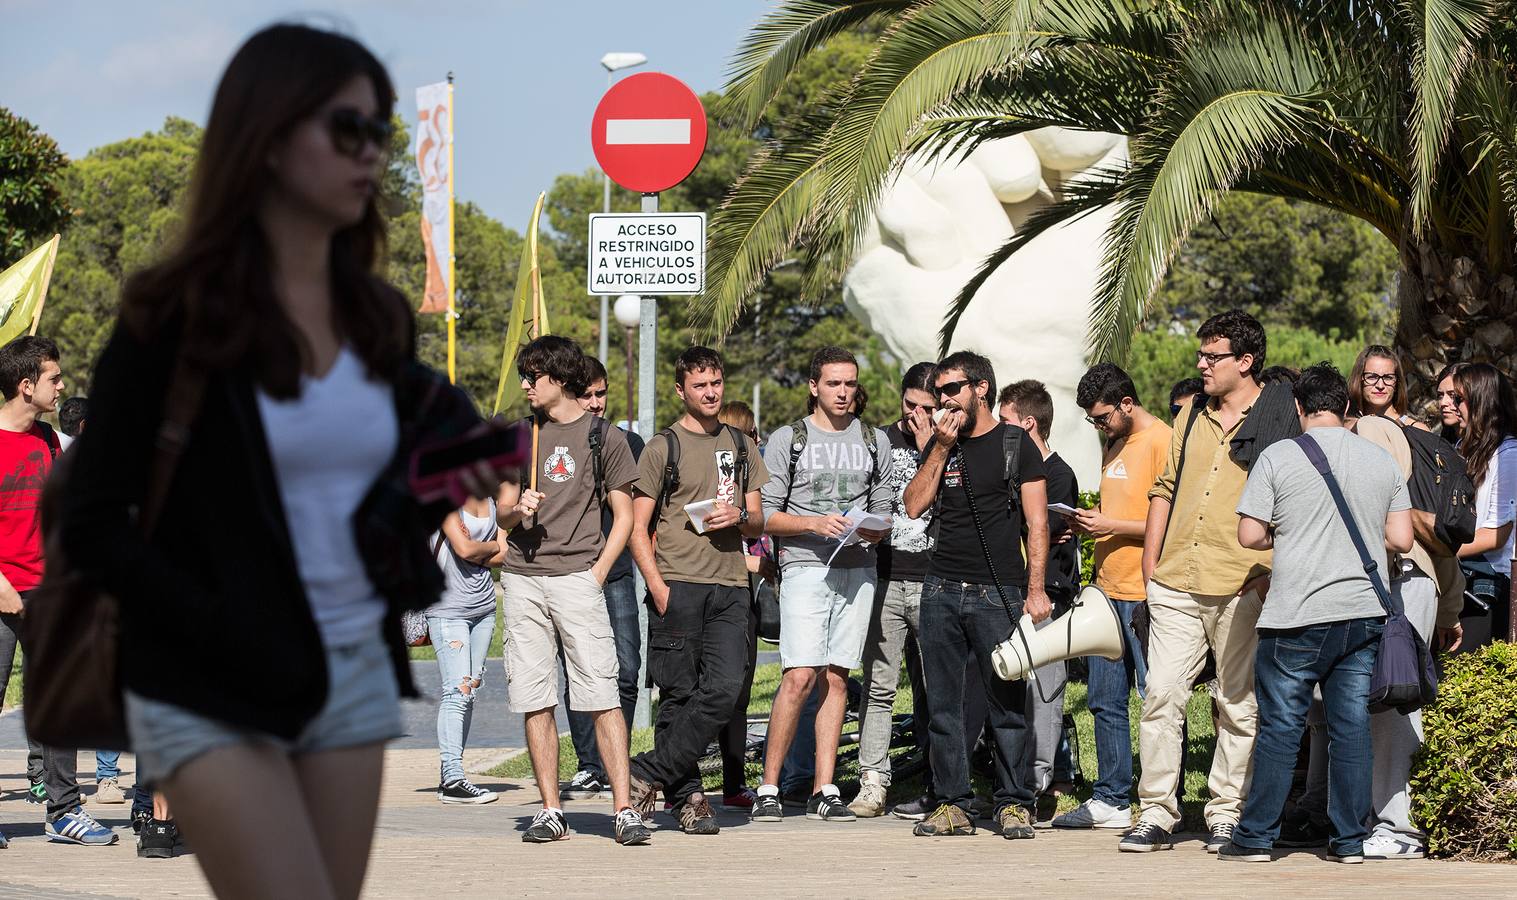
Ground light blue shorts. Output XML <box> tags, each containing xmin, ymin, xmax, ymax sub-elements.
<box><xmin>125</xmin><ymin>629</ymin><xmax>403</xmax><ymax>785</ymax></box>
<box><xmin>777</xmin><ymin>565</ymin><xmax>877</xmax><ymax>669</ymax></box>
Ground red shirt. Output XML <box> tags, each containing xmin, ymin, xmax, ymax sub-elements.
<box><xmin>0</xmin><ymin>422</ymin><xmax>60</xmax><ymax>591</ymax></box>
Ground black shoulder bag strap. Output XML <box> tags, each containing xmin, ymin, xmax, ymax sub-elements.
<box><xmin>1293</xmin><ymin>434</ymin><xmax>1398</xmax><ymax>615</ymax></box>
<box><xmin>1158</xmin><ymin>392</ymin><xmax>1207</xmax><ymax>558</ymax></box>
<box><xmin>651</xmin><ymin>428</ymin><xmax>681</xmax><ymax>535</ymax></box>
<box><xmin>588</xmin><ymin>417</ymin><xmax>607</xmax><ymax>507</ymax></box>
<box><xmin>782</xmin><ymin>418</ymin><xmax>809</xmax><ymax>513</ymax></box>
<box><xmin>722</xmin><ymin>424</ymin><xmax>750</xmax><ymax>498</ymax></box>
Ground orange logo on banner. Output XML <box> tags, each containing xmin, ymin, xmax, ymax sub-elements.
<box><xmin>415</xmin><ymin>83</ymin><xmax>451</xmax><ymax>314</ymax></box>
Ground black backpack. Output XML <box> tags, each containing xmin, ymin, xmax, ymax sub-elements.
<box><xmin>650</xmin><ymin>424</ymin><xmax>750</xmax><ymax>532</ymax></box>
<box><xmin>780</xmin><ymin>417</ymin><xmax>881</xmax><ymax>512</ymax></box>
<box><xmin>1382</xmin><ymin>416</ymin><xmax>1476</xmax><ymax>550</ymax></box>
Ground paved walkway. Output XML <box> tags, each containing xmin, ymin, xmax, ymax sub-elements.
<box><xmin>2</xmin><ymin>747</ymin><xmax>1514</xmax><ymax>898</ymax></box>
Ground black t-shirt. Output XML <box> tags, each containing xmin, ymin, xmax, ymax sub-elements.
<box><xmin>878</xmin><ymin>422</ymin><xmax>933</xmax><ymax>582</ymax></box>
<box><xmin>1042</xmin><ymin>451</ymin><xmax>1079</xmax><ymax>598</ymax></box>
<box><xmin>928</xmin><ymin>423</ymin><xmax>1047</xmax><ymax>587</ymax></box>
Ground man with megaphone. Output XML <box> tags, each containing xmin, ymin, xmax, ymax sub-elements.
<box><xmin>903</xmin><ymin>351</ymin><xmax>1052</xmax><ymax>839</ymax></box>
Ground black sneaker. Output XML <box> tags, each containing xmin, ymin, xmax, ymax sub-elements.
<box><xmin>613</xmin><ymin>808</ymin><xmax>652</xmax><ymax>846</ymax></box>
<box><xmin>1205</xmin><ymin>822</ymin><xmax>1235</xmax><ymax>853</ymax></box>
<box><xmin>1276</xmin><ymin>814</ymin><xmax>1329</xmax><ymax>848</ymax></box>
<box><xmin>1218</xmin><ymin>841</ymin><xmax>1270</xmax><ymax>863</ymax></box>
<box><xmin>780</xmin><ymin>785</ymin><xmax>810</xmax><ymax>808</ymax></box>
<box><xmin>522</xmin><ymin>808</ymin><xmax>570</xmax><ymax>843</ymax></box>
<box><xmin>562</xmin><ymin>769</ymin><xmax>608</xmax><ymax>801</ymax></box>
<box><xmin>131</xmin><ymin>807</ymin><xmax>152</xmax><ymax>835</ymax></box>
<box><xmin>1118</xmin><ymin>821</ymin><xmax>1175</xmax><ymax>852</ymax></box>
<box><xmin>750</xmin><ymin>792</ymin><xmax>784</xmax><ymax>823</ymax></box>
<box><xmin>26</xmin><ymin>775</ymin><xmax>46</xmax><ymax>804</ymax></box>
<box><xmin>891</xmin><ymin>794</ymin><xmax>934</xmax><ymax>821</ymax></box>
<box><xmin>137</xmin><ymin>819</ymin><xmax>176</xmax><ymax>859</ymax></box>
<box><xmin>438</xmin><ymin>779</ymin><xmax>498</xmax><ymax>804</ymax></box>
<box><xmin>805</xmin><ymin>791</ymin><xmax>856</xmax><ymax>822</ymax></box>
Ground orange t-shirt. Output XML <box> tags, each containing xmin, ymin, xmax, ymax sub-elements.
<box><xmin>1093</xmin><ymin>420</ymin><xmax>1171</xmax><ymax>600</ymax></box>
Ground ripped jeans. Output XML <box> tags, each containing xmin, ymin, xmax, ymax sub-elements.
<box><xmin>427</xmin><ymin>613</ymin><xmax>496</xmax><ymax>785</ymax></box>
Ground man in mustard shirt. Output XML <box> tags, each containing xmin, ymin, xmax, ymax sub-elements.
<box><xmin>1120</xmin><ymin>311</ymin><xmax>1276</xmax><ymax>854</ymax></box>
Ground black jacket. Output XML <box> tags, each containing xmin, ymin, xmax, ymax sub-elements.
<box><xmin>60</xmin><ymin>319</ymin><xmax>478</xmax><ymax>740</ymax></box>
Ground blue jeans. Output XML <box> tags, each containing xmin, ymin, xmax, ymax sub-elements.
<box><xmin>920</xmin><ymin>576</ymin><xmax>1034</xmax><ymax>814</ymax></box>
<box><xmin>1087</xmin><ymin>598</ymin><xmax>1148</xmax><ymax>808</ymax></box>
<box><xmin>96</xmin><ymin>749</ymin><xmax>121</xmax><ymax>780</ymax></box>
<box><xmin>567</xmin><ymin>571</ymin><xmax>640</xmax><ymax>778</ymax></box>
<box><xmin>428</xmin><ymin>612</ymin><xmax>496</xmax><ymax>784</ymax></box>
<box><xmin>1234</xmin><ymin>617</ymin><xmax>1382</xmax><ymax>857</ymax></box>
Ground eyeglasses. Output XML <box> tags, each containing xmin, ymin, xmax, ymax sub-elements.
<box><xmin>1362</xmin><ymin>373</ymin><xmax>1398</xmax><ymax>386</ymax></box>
<box><xmin>326</xmin><ymin>107</ymin><xmax>394</xmax><ymax>158</ymax></box>
<box><xmin>1436</xmin><ymin>389</ymin><xmax>1465</xmax><ymax>405</ymax></box>
<box><xmin>1196</xmin><ymin>350</ymin><xmax>1238</xmax><ymax>367</ymax></box>
<box><xmin>1085</xmin><ymin>409</ymin><xmax>1116</xmax><ymax>428</ymax></box>
<box><xmin>935</xmin><ymin>379</ymin><xmax>973</xmax><ymax>398</ymax></box>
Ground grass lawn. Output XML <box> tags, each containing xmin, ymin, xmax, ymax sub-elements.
<box><xmin>485</xmin><ymin>659</ymin><xmax>1219</xmax><ymax>831</ymax></box>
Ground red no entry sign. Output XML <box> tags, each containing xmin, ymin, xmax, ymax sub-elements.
<box><xmin>591</xmin><ymin>72</ymin><xmax>708</xmax><ymax>194</ymax></box>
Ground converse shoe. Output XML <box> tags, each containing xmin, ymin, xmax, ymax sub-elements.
<box><xmin>46</xmin><ymin>807</ymin><xmax>119</xmax><ymax>846</ymax></box>
<box><xmin>912</xmin><ymin>803</ymin><xmax>975</xmax><ymax>836</ymax></box>
<box><xmin>891</xmin><ymin>794</ymin><xmax>934</xmax><ymax>821</ymax></box>
<box><xmin>806</xmin><ymin>789</ymin><xmax>856</xmax><ymax>822</ymax></box>
<box><xmin>1052</xmin><ymin>798</ymin><xmax>1131</xmax><ymax>830</ymax></box>
<box><xmin>93</xmin><ymin>776</ymin><xmax>126</xmax><ymax>805</ymax></box>
<box><xmin>613</xmin><ymin>807</ymin><xmax>652</xmax><ymax>846</ymax></box>
<box><xmin>1118</xmin><ymin>821</ymin><xmax>1174</xmax><ymax>852</ymax></box>
<box><xmin>750</xmin><ymin>791</ymin><xmax>784</xmax><ymax>823</ymax></box>
<box><xmin>137</xmin><ymin>818</ymin><xmax>176</xmax><ymax>859</ymax></box>
<box><xmin>847</xmin><ymin>772</ymin><xmax>887</xmax><ymax>818</ymax></box>
<box><xmin>562</xmin><ymin>768</ymin><xmax>608</xmax><ymax>800</ymax></box>
<box><xmin>1205</xmin><ymin>822</ymin><xmax>1235</xmax><ymax>853</ymax></box>
<box><xmin>1363</xmin><ymin>834</ymin><xmax>1427</xmax><ymax>860</ymax></box>
<box><xmin>675</xmin><ymin>794</ymin><xmax>720</xmax><ymax>834</ymax></box>
<box><xmin>438</xmin><ymin>779</ymin><xmax>498</xmax><ymax>804</ymax></box>
<box><xmin>522</xmin><ymin>807</ymin><xmax>570</xmax><ymax>843</ymax></box>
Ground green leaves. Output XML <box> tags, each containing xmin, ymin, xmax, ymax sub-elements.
<box><xmin>0</xmin><ymin>108</ymin><xmax>71</xmax><ymax>270</ymax></box>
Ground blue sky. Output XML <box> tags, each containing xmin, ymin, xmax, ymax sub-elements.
<box><xmin>1</xmin><ymin>0</ymin><xmax>776</xmax><ymax>224</ymax></box>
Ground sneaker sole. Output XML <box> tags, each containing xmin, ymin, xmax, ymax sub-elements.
<box><xmin>521</xmin><ymin>832</ymin><xmax>571</xmax><ymax>843</ymax></box>
<box><xmin>616</xmin><ymin>831</ymin><xmax>653</xmax><ymax>846</ymax></box>
<box><xmin>913</xmin><ymin>828</ymin><xmax>976</xmax><ymax>837</ymax></box>
<box><xmin>1365</xmin><ymin>851</ymin><xmax>1426</xmax><ymax>860</ymax></box>
<box><xmin>1000</xmin><ymin>827</ymin><xmax>1036</xmax><ymax>839</ymax></box>
<box><xmin>892</xmin><ymin>811</ymin><xmax>928</xmax><ymax>821</ymax></box>
<box><xmin>46</xmin><ymin>833</ymin><xmax>119</xmax><ymax>847</ymax></box>
<box><xmin>1219</xmin><ymin>852</ymin><xmax>1271</xmax><ymax>863</ymax></box>
<box><xmin>750</xmin><ymin>814</ymin><xmax>783</xmax><ymax>823</ymax></box>
<box><xmin>1329</xmin><ymin>855</ymin><xmax>1364</xmax><ymax>864</ymax></box>
<box><xmin>805</xmin><ymin>813</ymin><xmax>856</xmax><ymax>822</ymax></box>
<box><xmin>138</xmin><ymin>845</ymin><xmax>174</xmax><ymax>859</ymax></box>
<box><xmin>438</xmin><ymin>793</ymin><xmax>498</xmax><ymax>804</ymax></box>
<box><xmin>562</xmin><ymin>790</ymin><xmax>610</xmax><ymax>800</ymax></box>
<box><xmin>1118</xmin><ymin>841</ymin><xmax>1173</xmax><ymax>852</ymax></box>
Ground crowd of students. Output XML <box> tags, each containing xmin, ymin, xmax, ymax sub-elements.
<box><xmin>0</xmin><ymin>22</ymin><xmax>1512</xmax><ymax>900</ymax></box>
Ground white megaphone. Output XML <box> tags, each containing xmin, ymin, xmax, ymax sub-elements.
<box><xmin>992</xmin><ymin>584</ymin><xmax>1124</xmax><ymax>682</ymax></box>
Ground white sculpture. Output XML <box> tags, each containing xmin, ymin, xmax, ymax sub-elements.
<box><xmin>843</xmin><ymin>128</ymin><xmax>1128</xmax><ymax>481</ymax></box>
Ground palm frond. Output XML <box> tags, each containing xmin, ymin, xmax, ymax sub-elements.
<box><xmin>719</xmin><ymin>0</ymin><xmax>915</xmax><ymax>129</ymax></box>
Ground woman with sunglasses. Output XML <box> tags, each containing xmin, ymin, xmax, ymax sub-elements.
<box><xmin>1348</xmin><ymin>345</ymin><xmax>1427</xmax><ymax>429</ymax></box>
<box><xmin>60</xmin><ymin>25</ymin><xmax>491</xmax><ymax>899</ymax></box>
<box><xmin>1436</xmin><ymin>361</ymin><xmax>1517</xmax><ymax>648</ymax></box>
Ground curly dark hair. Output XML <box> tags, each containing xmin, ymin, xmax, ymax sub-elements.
<box><xmin>1076</xmin><ymin>362</ymin><xmax>1139</xmax><ymax>410</ymax></box>
<box><xmin>518</xmin><ymin>335</ymin><xmax>589</xmax><ymax>397</ymax></box>
<box><xmin>1197</xmin><ymin>309</ymin><xmax>1266</xmax><ymax>378</ymax></box>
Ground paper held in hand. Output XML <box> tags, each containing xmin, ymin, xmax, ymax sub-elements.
<box><xmin>684</xmin><ymin>498</ymin><xmax>719</xmax><ymax>534</ymax></box>
<box><xmin>1047</xmin><ymin>502</ymin><xmax>1079</xmax><ymax>518</ymax></box>
<box><xmin>826</xmin><ymin>506</ymin><xmax>893</xmax><ymax>565</ymax></box>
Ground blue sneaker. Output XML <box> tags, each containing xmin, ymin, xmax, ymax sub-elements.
<box><xmin>1</xmin><ymin>827</ymin><xmax>9</xmax><ymax>849</ymax></box>
<box><xmin>46</xmin><ymin>806</ymin><xmax>119</xmax><ymax>846</ymax></box>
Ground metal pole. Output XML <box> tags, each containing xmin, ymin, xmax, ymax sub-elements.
<box><xmin>624</xmin><ymin>326</ymin><xmax>636</xmax><ymax>432</ymax></box>
<box><xmin>633</xmin><ymin>191</ymin><xmax>659</xmax><ymax>730</ymax></box>
<box><xmin>753</xmin><ymin>382</ymin><xmax>761</xmax><ymax>437</ymax></box>
<box><xmin>598</xmin><ymin>70</ymin><xmax>612</xmax><ymax>364</ymax></box>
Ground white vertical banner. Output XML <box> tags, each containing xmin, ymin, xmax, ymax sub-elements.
<box><xmin>415</xmin><ymin>81</ymin><xmax>451</xmax><ymax>314</ymax></box>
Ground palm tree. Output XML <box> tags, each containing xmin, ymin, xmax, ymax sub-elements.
<box><xmin>697</xmin><ymin>0</ymin><xmax>1517</xmax><ymax>401</ymax></box>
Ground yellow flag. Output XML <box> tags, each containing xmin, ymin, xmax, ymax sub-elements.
<box><xmin>0</xmin><ymin>235</ymin><xmax>60</xmax><ymax>346</ymax></box>
<box><xmin>492</xmin><ymin>192</ymin><xmax>548</xmax><ymax>415</ymax></box>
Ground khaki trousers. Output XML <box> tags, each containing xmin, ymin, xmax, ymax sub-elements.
<box><xmin>1136</xmin><ymin>580</ymin><xmax>1263</xmax><ymax>831</ymax></box>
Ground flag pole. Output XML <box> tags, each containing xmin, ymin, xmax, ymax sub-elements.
<box><xmin>445</xmin><ymin>72</ymin><xmax>457</xmax><ymax>384</ymax></box>
<box><xmin>26</xmin><ymin>234</ymin><xmax>60</xmax><ymax>336</ymax></box>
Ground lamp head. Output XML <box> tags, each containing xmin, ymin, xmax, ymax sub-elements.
<box><xmin>600</xmin><ymin>52</ymin><xmax>648</xmax><ymax>73</ymax></box>
<box><xmin>613</xmin><ymin>294</ymin><xmax>643</xmax><ymax>328</ymax></box>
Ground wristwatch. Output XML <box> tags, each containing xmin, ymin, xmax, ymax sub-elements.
<box><xmin>737</xmin><ymin>507</ymin><xmax>750</xmax><ymax>525</ymax></box>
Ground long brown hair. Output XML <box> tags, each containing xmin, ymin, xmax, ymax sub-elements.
<box><xmin>120</xmin><ymin>24</ymin><xmax>411</xmax><ymax>398</ymax></box>
<box><xmin>1347</xmin><ymin>344</ymin><xmax>1408</xmax><ymax>417</ymax></box>
<box><xmin>1442</xmin><ymin>361</ymin><xmax>1517</xmax><ymax>487</ymax></box>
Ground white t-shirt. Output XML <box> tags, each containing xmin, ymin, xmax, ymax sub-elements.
<box><xmin>1473</xmin><ymin>436</ymin><xmax>1517</xmax><ymax>575</ymax></box>
<box><xmin>257</xmin><ymin>347</ymin><xmax>398</xmax><ymax>646</ymax></box>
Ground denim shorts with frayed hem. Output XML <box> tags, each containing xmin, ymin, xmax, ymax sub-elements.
<box><xmin>125</xmin><ymin>629</ymin><xmax>402</xmax><ymax>786</ymax></box>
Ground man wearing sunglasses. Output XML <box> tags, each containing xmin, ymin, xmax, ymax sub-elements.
<box><xmin>902</xmin><ymin>351</ymin><xmax>1052</xmax><ymax>839</ymax></box>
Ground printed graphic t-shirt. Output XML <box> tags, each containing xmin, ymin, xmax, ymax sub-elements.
<box><xmin>0</xmin><ymin>423</ymin><xmax>60</xmax><ymax>592</ymax></box>
<box><xmin>927</xmin><ymin>423</ymin><xmax>1046</xmax><ymax>588</ymax></box>
<box><xmin>635</xmin><ymin>422</ymin><xmax>768</xmax><ymax>588</ymax></box>
<box><xmin>1093</xmin><ymin>420</ymin><xmax>1172</xmax><ymax>600</ymax></box>
<box><xmin>505</xmin><ymin>414</ymin><xmax>637</xmax><ymax>576</ymax></box>
<box><xmin>879</xmin><ymin>422</ymin><xmax>933</xmax><ymax>582</ymax></box>
<box><xmin>760</xmin><ymin>417</ymin><xmax>892</xmax><ymax>570</ymax></box>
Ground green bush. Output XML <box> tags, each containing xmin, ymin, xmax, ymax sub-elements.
<box><xmin>1409</xmin><ymin>642</ymin><xmax>1517</xmax><ymax>861</ymax></box>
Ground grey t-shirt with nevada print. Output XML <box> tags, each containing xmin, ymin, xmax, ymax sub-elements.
<box><xmin>761</xmin><ymin>417</ymin><xmax>892</xmax><ymax>570</ymax></box>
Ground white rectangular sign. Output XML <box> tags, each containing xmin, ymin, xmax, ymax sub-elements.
<box><xmin>587</xmin><ymin>212</ymin><xmax>706</xmax><ymax>296</ymax></box>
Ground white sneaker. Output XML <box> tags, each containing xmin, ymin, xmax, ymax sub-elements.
<box><xmin>1051</xmin><ymin>798</ymin><xmax>1131</xmax><ymax>829</ymax></box>
<box><xmin>848</xmin><ymin>771</ymin><xmax>888</xmax><ymax>818</ymax></box>
<box><xmin>1363</xmin><ymin>834</ymin><xmax>1426</xmax><ymax>859</ymax></box>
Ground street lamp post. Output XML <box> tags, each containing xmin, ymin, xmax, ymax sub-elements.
<box><xmin>597</xmin><ymin>51</ymin><xmax>647</xmax><ymax>363</ymax></box>
<box><xmin>611</xmin><ymin>292</ymin><xmax>651</xmax><ymax>728</ymax></box>
<box><xmin>613</xmin><ymin>295</ymin><xmax>641</xmax><ymax>430</ymax></box>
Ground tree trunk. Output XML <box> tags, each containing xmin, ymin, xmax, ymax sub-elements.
<box><xmin>1393</xmin><ymin>241</ymin><xmax>1517</xmax><ymax>417</ymax></box>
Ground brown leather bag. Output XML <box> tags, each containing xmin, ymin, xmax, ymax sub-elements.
<box><xmin>23</xmin><ymin>360</ymin><xmax>206</xmax><ymax>750</ymax></box>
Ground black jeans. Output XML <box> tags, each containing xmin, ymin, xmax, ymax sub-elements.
<box><xmin>630</xmin><ymin>580</ymin><xmax>748</xmax><ymax>804</ymax></box>
<box><xmin>1</xmin><ymin>605</ymin><xmax>80</xmax><ymax>819</ymax></box>
<box><xmin>920</xmin><ymin>575</ymin><xmax>1034</xmax><ymax>814</ymax></box>
<box><xmin>719</xmin><ymin>591</ymin><xmax>760</xmax><ymax>796</ymax></box>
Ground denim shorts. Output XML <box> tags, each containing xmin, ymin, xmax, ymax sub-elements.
<box><xmin>125</xmin><ymin>629</ymin><xmax>403</xmax><ymax>785</ymax></box>
<box><xmin>777</xmin><ymin>565</ymin><xmax>876</xmax><ymax>669</ymax></box>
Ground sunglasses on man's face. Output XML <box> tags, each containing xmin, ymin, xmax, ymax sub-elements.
<box><xmin>326</xmin><ymin>107</ymin><xmax>394</xmax><ymax>159</ymax></box>
<box><xmin>935</xmin><ymin>379</ymin><xmax>973</xmax><ymax>399</ymax></box>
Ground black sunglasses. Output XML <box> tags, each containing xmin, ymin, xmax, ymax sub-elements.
<box><xmin>935</xmin><ymin>379</ymin><xmax>973</xmax><ymax>398</ymax></box>
<box><xmin>327</xmin><ymin>107</ymin><xmax>394</xmax><ymax>158</ymax></box>
<box><xmin>1169</xmin><ymin>402</ymin><xmax>1183</xmax><ymax>418</ymax></box>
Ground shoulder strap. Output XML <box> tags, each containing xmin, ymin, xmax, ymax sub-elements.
<box><xmin>651</xmin><ymin>427</ymin><xmax>681</xmax><ymax>534</ymax></box>
<box><xmin>34</xmin><ymin>420</ymin><xmax>60</xmax><ymax>459</ymax></box>
<box><xmin>1293</xmin><ymin>434</ymin><xmax>1397</xmax><ymax>615</ymax></box>
<box><xmin>1002</xmin><ymin>424</ymin><xmax>1023</xmax><ymax>512</ymax></box>
<box><xmin>142</xmin><ymin>358</ymin><xmax>209</xmax><ymax>536</ymax></box>
<box><xmin>722</xmin><ymin>424</ymin><xmax>750</xmax><ymax>499</ymax></box>
<box><xmin>782</xmin><ymin>418</ymin><xmax>809</xmax><ymax>513</ymax></box>
<box><xmin>1158</xmin><ymin>393</ymin><xmax>1206</xmax><ymax>557</ymax></box>
<box><xmin>588</xmin><ymin>417</ymin><xmax>607</xmax><ymax>507</ymax></box>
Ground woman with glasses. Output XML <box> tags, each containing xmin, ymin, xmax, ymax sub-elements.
<box><xmin>60</xmin><ymin>25</ymin><xmax>494</xmax><ymax>898</ymax></box>
<box><xmin>1348</xmin><ymin>345</ymin><xmax>1427</xmax><ymax>428</ymax></box>
<box><xmin>1436</xmin><ymin>361</ymin><xmax>1517</xmax><ymax>648</ymax></box>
